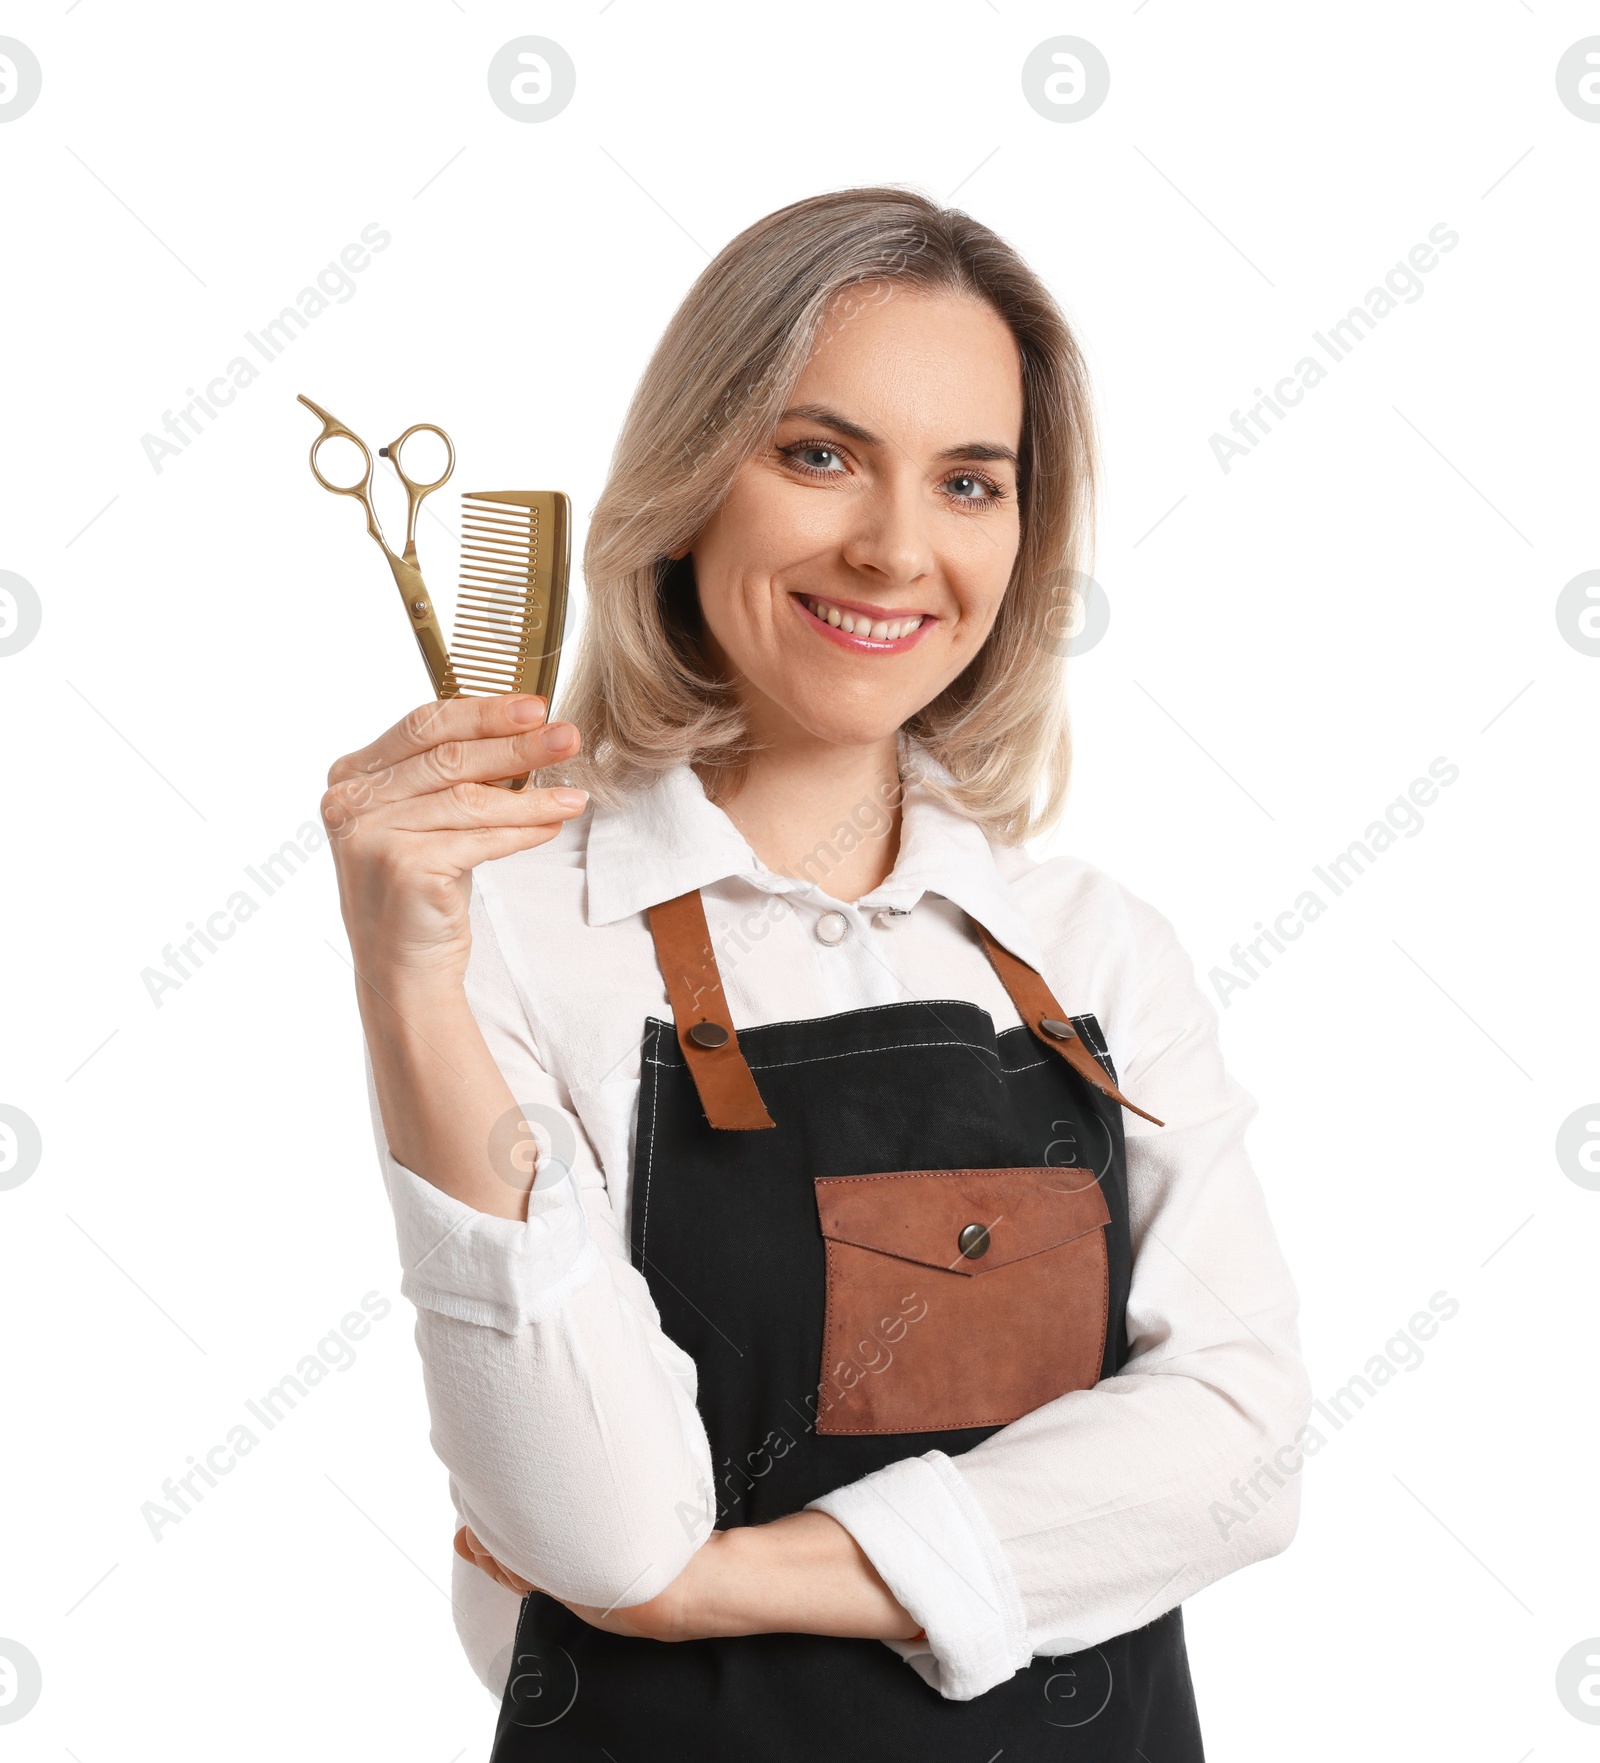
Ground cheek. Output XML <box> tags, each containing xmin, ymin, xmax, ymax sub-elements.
<box><xmin>697</xmin><ymin>502</ymin><xmax>852</xmax><ymax>654</ymax></box>
<box><xmin>698</xmin><ymin>563</ymin><xmax>784</xmax><ymax>654</ymax></box>
<box><xmin>690</xmin><ymin>549</ymin><xmax>798</xmax><ymax>687</ymax></box>
<box><xmin>950</xmin><ymin>529</ymin><xmax>1019</xmax><ymax>641</ymax></box>
<box><xmin>692</xmin><ymin>490</ymin><xmax>802</xmax><ymax>618</ymax></box>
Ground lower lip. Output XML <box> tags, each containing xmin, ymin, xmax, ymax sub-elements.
<box><xmin>790</xmin><ymin>595</ymin><xmax>933</xmax><ymax>655</ymax></box>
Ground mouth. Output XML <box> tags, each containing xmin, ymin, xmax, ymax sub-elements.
<box><xmin>791</xmin><ymin>591</ymin><xmax>932</xmax><ymax>654</ymax></box>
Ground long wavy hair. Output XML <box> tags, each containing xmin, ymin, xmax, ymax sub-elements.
<box><xmin>554</xmin><ymin>184</ymin><xmax>1097</xmax><ymax>843</ymax></box>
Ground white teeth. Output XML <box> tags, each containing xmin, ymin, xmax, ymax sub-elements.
<box><xmin>806</xmin><ymin>598</ymin><xmax>924</xmax><ymax>641</ymax></box>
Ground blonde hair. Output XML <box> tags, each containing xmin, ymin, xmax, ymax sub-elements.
<box><xmin>557</xmin><ymin>184</ymin><xmax>1097</xmax><ymax>843</ymax></box>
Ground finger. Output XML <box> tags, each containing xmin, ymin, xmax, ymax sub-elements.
<box><xmin>467</xmin><ymin>1536</ymin><xmax>535</xmax><ymax>1597</ymax></box>
<box><xmin>455</xmin><ymin>1525</ymin><xmax>530</xmax><ymax>1592</ymax></box>
<box><xmin>329</xmin><ymin>694</ymin><xmax>564</xmax><ymax>788</ymax></box>
<box><xmin>350</xmin><ymin>820</ymin><xmax>583</xmax><ymax>876</ymax></box>
<box><xmin>353</xmin><ymin>781</ymin><xmax>589</xmax><ymax>839</ymax></box>
<box><xmin>334</xmin><ymin>718</ymin><xmax>581</xmax><ymax>812</ymax></box>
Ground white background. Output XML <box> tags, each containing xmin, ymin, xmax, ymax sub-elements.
<box><xmin>2</xmin><ymin>2</ymin><xmax>1597</xmax><ymax>1757</ymax></box>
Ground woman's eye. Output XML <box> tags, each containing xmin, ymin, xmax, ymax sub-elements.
<box><xmin>945</xmin><ymin>472</ymin><xmax>1000</xmax><ymax>503</ymax></box>
<box><xmin>791</xmin><ymin>444</ymin><xmax>844</xmax><ymax>473</ymax></box>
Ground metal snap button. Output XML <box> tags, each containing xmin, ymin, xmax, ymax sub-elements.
<box><xmin>958</xmin><ymin>1223</ymin><xmax>991</xmax><ymax>1260</ymax></box>
<box><xmin>815</xmin><ymin>911</ymin><xmax>849</xmax><ymax>946</ymax></box>
<box><xmin>1039</xmin><ymin>1017</ymin><xmax>1077</xmax><ymax>1040</ymax></box>
<box><xmin>688</xmin><ymin>1021</ymin><xmax>729</xmax><ymax>1049</ymax></box>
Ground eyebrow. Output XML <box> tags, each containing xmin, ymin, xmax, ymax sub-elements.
<box><xmin>777</xmin><ymin>403</ymin><xmax>1019</xmax><ymax>470</ymax></box>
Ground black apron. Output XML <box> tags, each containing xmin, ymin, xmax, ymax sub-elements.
<box><xmin>488</xmin><ymin>890</ymin><xmax>1204</xmax><ymax>1760</ymax></box>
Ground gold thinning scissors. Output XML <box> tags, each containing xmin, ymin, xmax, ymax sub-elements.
<box><xmin>297</xmin><ymin>393</ymin><xmax>460</xmax><ymax>697</ymax></box>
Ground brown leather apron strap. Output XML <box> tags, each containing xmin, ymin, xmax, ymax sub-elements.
<box><xmin>646</xmin><ymin>890</ymin><xmax>776</xmax><ymax>1131</ymax></box>
<box><xmin>972</xmin><ymin>921</ymin><xmax>1166</xmax><ymax>1128</ymax></box>
<box><xmin>644</xmin><ymin>889</ymin><xmax>1159</xmax><ymax>1132</ymax></box>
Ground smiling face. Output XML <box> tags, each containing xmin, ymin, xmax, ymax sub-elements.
<box><xmin>684</xmin><ymin>282</ymin><xmax>1026</xmax><ymax>752</ymax></box>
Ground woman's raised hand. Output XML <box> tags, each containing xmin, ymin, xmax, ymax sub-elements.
<box><xmin>321</xmin><ymin>695</ymin><xmax>586</xmax><ymax>989</ymax></box>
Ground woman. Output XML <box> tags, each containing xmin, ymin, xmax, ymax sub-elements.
<box><xmin>326</xmin><ymin>187</ymin><xmax>1311</xmax><ymax>1759</ymax></box>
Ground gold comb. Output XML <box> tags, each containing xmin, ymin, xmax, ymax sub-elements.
<box><xmin>447</xmin><ymin>489</ymin><xmax>571</xmax><ymax>791</ymax></box>
<box><xmin>453</xmin><ymin>491</ymin><xmax>570</xmax><ymax>707</ymax></box>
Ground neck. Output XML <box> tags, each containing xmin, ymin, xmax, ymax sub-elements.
<box><xmin>698</xmin><ymin>731</ymin><xmax>904</xmax><ymax>904</ymax></box>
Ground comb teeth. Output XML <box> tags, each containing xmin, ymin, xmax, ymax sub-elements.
<box><xmin>448</xmin><ymin>491</ymin><xmax>570</xmax><ymax>702</ymax></box>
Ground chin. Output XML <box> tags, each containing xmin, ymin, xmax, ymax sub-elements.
<box><xmin>785</xmin><ymin>703</ymin><xmax>915</xmax><ymax>749</ymax></box>
<box><xmin>743</xmin><ymin>644</ymin><xmax>941</xmax><ymax>749</ymax></box>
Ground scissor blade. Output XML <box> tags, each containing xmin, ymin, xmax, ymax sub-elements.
<box><xmin>383</xmin><ymin>550</ymin><xmax>459</xmax><ymax>699</ymax></box>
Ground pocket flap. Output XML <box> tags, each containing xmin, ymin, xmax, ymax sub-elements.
<box><xmin>814</xmin><ymin>1167</ymin><xmax>1110</xmax><ymax>1277</ymax></box>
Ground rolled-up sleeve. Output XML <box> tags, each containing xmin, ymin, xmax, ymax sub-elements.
<box><xmin>370</xmin><ymin>886</ymin><xmax>717</xmax><ymax>1611</ymax></box>
<box><xmin>812</xmin><ymin>889</ymin><xmax>1312</xmax><ymax>1700</ymax></box>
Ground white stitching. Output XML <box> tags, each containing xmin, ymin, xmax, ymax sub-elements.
<box><xmin>644</xmin><ymin>1039</ymin><xmax>997</xmax><ymax>1077</ymax></box>
<box><xmin>750</xmin><ymin>1040</ymin><xmax>1001</xmax><ymax>1074</ymax></box>
<box><xmin>715</xmin><ymin>996</ymin><xmax>1012</xmax><ymax>1037</ymax></box>
<box><xmin>1070</xmin><ymin>1011</ymin><xmax>1117</xmax><ymax>1083</ymax></box>
<box><xmin>642</xmin><ymin>1002</ymin><xmax>1038</xmax><ymax>1048</ymax></box>
<box><xmin>642</xmin><ymin>1044</ymin><xmax>1053</xmax><ymax>1076</ymax></box>
<box><xmin>639</xmin><ymin>1018</ymin><xmax>661</xmax><ymax>1265</ymax></box>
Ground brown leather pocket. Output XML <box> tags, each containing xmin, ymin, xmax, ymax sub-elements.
<box><xmin>813</xmin><ymin>1167</ymin><xmax>1110</xmax><ymax>1435</ymax></box>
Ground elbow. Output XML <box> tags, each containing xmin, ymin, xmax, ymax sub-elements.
<box><xmin>501</xmin><ymin>1496</ymin><xmax>712</xmax><ymax>1611</ymax></box>
<box><xmin>1266</xmin><ymin>1353</ymin><xmax>1314</xmax><ymax>1555</ymax></box>
<box><xmin>586</xmin><ymin>1528</ymin><xmax>701</xmax><ymax>1610</ymax></box>
<box><xmin>1209</xmin><ymin>1438</ymin><xmax>1305</xmax><ymax>1569</ymax></box>
<box><xmin>1243</xmin><ymin>1451</ymin><xmax>1305</xmax><ymax>1564</ymax></box>
<box><xmin>1218</xmin><ymin>1354</ymin><xmax>1313</xmax><ymax>1566</ymax></box>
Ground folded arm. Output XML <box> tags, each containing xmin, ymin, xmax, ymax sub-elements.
<box><xmin>372</xmin><ymin>880</ymin><xmax>1309</xmax><ymax>1702</ymax></box>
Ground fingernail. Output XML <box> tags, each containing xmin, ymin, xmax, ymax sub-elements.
<box><xmin>552</xmin><ymin>788</ymin><xmax>588</xmax><ymax>808</ymax></box>
<box><xmin>540</xmin><ymin>722</ymin><xmax>576</xmax><ymax>752</ymax></box>
<box><xmin>508</xmin><ymin>695</ymin><xmax>546</xmax><ymax>726</ymax></box>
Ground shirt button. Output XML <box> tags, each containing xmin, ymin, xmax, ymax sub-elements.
<box><xmin>815</xmin><ymin>911</ymin><xmax>849</xmax><ymax>946</ymax></box>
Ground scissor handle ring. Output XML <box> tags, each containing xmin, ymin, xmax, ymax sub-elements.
<box><xmin>385</xmin><ymin>422</ymin><xmax>455</xmax><ymax>495</ymax></box>
<box><xmin>307</xmin><ymin>424</ymin><xmax>374</xmax><ymax>499</ymax></box>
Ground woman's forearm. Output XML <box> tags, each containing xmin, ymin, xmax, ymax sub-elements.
<box><xmin>323</xmin><ymin>694</ymin><xmax>587</xmax><ymax>1223</ymax></box>
<box><xmin>521</xmin><ymin>1509</ymin><xmax>920</xmax><ymax>1643</ymax></box>
<box><xmin>363</xmin><ymin>904</ymin><xmax>723</xmax><ymax>1608</ymax></box>
<box><xmin>698</xmin><ymin>1511</ymin><xmax>918</xmax><ymax>1641</ymax></box>
<box><xmin>356</xmin><ymin>963</ymin><xmax>529</xmax><ymax>1220</ymax></box>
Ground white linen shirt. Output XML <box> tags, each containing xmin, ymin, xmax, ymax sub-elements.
<box><xmin>367</xmin><ymin>754</ymin><xmax>1312</xmax><ymax>1704</ymax></box>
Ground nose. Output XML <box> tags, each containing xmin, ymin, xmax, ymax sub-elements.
<box><xmin>839</xmin><ymin>475</ymin><xmax>935</xmax><ymax>590</ymax></box>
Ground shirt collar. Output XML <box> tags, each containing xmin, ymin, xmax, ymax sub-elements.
<box><xmin>584</xmin><ymin>749</ymin><xmax>1046</xmax><ymax>971</ymax></box>
<box><xmin>584</xmin><ymin>762</ymin><xmax>761</xmax><ymax>927</ymax></box>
